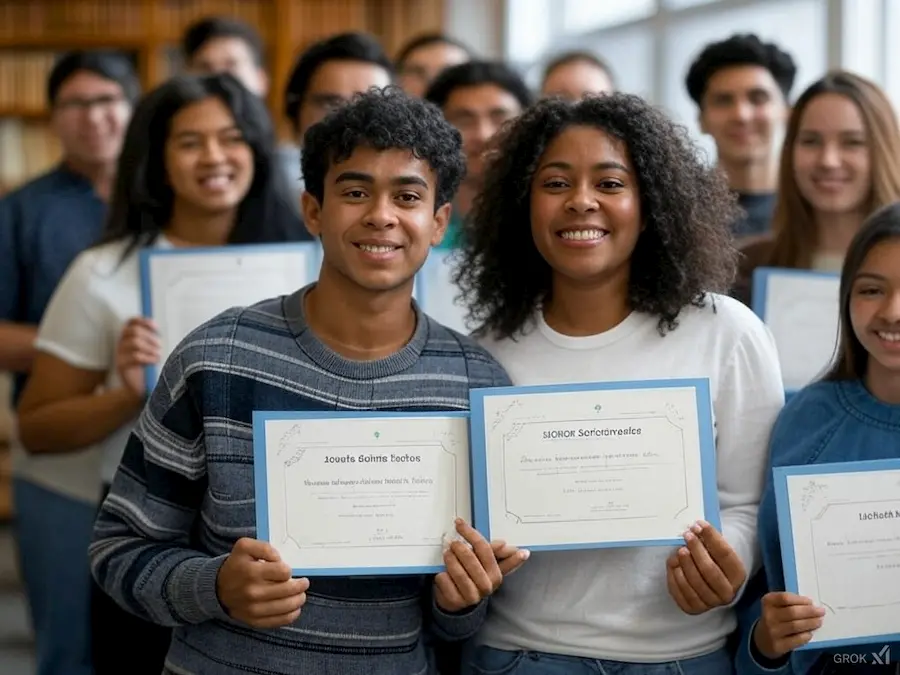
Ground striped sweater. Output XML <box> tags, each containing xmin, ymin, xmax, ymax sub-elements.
<box><xmin>89</xmin><ymin>286</ymin><xmax>511</xmax><ymax>675</ymax></box>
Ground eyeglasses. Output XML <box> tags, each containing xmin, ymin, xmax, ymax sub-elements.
<box><xmin>54</xmin><ymin>94</ymin><xmax>127</xmax><ymax>113</ymax></box>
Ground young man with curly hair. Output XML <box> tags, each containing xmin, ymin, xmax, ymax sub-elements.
<box><xmin>88</xmin><ymin>87</ymin><xmax>525</xmax><ymax>675</ymax></box>
<box><xmin>454</xmin><ymin>94</ymin><xmax>785</xmax><ymax>675</ymax></box>
<box><xmin>685</xmin><ymin>33</ymin><xmax>796</xmax><ymax>239</ymax></box>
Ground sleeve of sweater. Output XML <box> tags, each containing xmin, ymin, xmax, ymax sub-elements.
<box><xmin>734</xmin><ymin>386</ymin><xmax>841</xmax><ymax>675</ymax></box>
<box><xmin>425</xmin><ymin>343</ymin><xmax>514</xmax><ymax>641</ymax></box>
<box><xmin>88</xmin><ymin>324</ymin><xmax>231</xmax><ymax>627</ymax></box>
<box><xmin>714</xmin><ymin>316</ymin><xmax>785</xmax><ymax>602</ymax></box>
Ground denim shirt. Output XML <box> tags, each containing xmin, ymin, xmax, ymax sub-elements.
<box><xmin>734</xmin><ymin>379</ymin><xmax>900</xmax><ymax>674</ymax></box>
<box><xmin>0</xmin><ymin>165</ymin><xmax>105</xmax><ymax>402</ymax></box>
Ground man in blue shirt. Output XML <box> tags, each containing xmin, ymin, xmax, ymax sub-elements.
<box><xmin>0</xmin><ymin>50</ymin><xmax>139</xmax><ymax>675</ymax></box>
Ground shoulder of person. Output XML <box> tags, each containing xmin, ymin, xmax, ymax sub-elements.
<box><xmin>768</xmin><ymin>381</ymin><xmax>845</xmax><ymax>465</ymax></box>
<box><xmin>424</xmin><ymin>317</ymin><xmax>512</xmax><ymax>386</ymax></box>
<box><xmin>737</xmin><ymin>234</ymin><xmax>776</xmax><ymax>273</ymax></box>
<box><xmin>680</xmin><ymin>292</ymin><xmax>772</xmax><ymax>347</ymax></box>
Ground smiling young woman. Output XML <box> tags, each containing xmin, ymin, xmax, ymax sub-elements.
<box><xmin>732</xmin><ymin>71</ymin><xmax>900</xmax><ymax>306</ymax></box>
<box><xmin>454</xmin><ymin>93</ymin><xmax>785</xmax><ymax>675</ymax></box>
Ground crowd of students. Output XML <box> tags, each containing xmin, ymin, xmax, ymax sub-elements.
<box><xmin>0</xmin><ymin>13</ymin><xmax>898</xmax><ymax>675</ymax></box>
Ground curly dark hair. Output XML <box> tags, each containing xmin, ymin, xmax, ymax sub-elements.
<box><xmin>685</xmin><ymin>33</ymin><xmax>796</xmax><ymax>106</ymax></box>
<box><xmin>455</xmin><ymin>93</ymin><xmax>741</xmax><ymax>340</ymax></box>
<box><xmin>301</xmin><ymin>86</ymin><xmax>465</xmax><ymax>211</ymax></box>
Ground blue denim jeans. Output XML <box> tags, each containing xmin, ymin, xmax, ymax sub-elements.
<box><xmin>13</xmin><ymin>478</ymin><xmax>95</xmax><ymax>675</ymax></box>
<box><xmin>464</xmin><ymin>645</ymin><xmax>734</xmax><ymax>675</ymax></box>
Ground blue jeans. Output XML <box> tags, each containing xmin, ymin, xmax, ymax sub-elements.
<box><xmin>13</xmin><ymin>478</ymin><xmax>95</xmax><ymax>675</ymax></box>
<box><xmin>464</xmin><ymin>645</ymin><xmax>734</xmax><ymax>675</ymax></box>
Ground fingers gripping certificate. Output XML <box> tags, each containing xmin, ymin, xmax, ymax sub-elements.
<box><xmin>252</xmin><ymin>411</ymin><xmax>471</xmax><ymax>576</ymax></box>
<box><xmin>774</xmin><ymin>459</ymin><xmax>900</xmax><ymax>649</ymax></box>
<box><xmin>469</xmin><ymin>379</ymin><xmax>720</xmax><ymax>551</ymax></box>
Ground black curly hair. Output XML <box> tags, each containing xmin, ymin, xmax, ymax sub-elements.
<box><xmin>301</xmin><ymin>86</ymin><xmax>466</xmax><ymax>211</ymax></box>
<box><xmin>455</xmin><ymin>93</ymin><xmax>741</xmax><ymax>340</ymax></box>
<box><xmin>685</xmin><ymin>33</ymin><xmax>796</xmax><ymax>106</ymax></box>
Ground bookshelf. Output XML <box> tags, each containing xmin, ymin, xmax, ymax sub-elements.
<box><xmin>0</xmin><ymin>0</ymin><xmax>445</xmax><ymax>193</ymax></box>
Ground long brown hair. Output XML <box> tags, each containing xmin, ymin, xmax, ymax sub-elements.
<box><xmin>825</xmin><ymin>201</ymin><xmax>900</xmax><ymax>381</ymax></box>
<box><xmin>768</xmin><ymin>71</ymin><xmax>900</xmax><ymax>269</ymax></box>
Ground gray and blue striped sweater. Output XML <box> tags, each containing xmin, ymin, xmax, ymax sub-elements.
<box><xmin>89</xmin><ymin>285</ymin><xmax>511</xmax><ymax>675</ymax></box>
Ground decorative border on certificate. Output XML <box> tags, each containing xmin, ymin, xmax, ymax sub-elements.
<box><xmin>252</xmin><ymin>410</ymin><xmax>471</xmax><ymax>577</ymax></box>
<box><xmin>412</xmin><ymin>249</ymin><xmax>468</xmax><ymax>335</ymax></box>
<box><xmin>469</xmin><ymin>378</ymin><xmax>720</xmax><ymax>552</ymax></box>
<box><xmin>751</xmin><ymin>266</ymin><xmax>840</xmax><ymax>396</ymax></box>
<box><xmin>773</xmin><ymin>458</ymin><xmax>900</xmax><ymax>650</ymax></box>
<box><xmin>139</xmin><ymin>242</ymin><xmax>321</xmax><ymax>391</ymax></box>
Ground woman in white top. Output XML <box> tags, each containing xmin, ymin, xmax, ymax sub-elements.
<box><xmin>453</xmin><ymin>93</ymin><xmax>785</xmax><ymax>674</ymax></box>
<box><xmin>16</xmin><ymin>72</ymin><xmax>307</xmax><ymax>675</ymax></box>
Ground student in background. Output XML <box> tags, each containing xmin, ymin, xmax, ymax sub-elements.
<box><xmin>540</xmin><ymin>50</ymin><xmax>615</xmax><ymax>101</ymax></box>
<box><xmin>182</xmin><ymin>16</ymin><xmax>268</xmax><ymax>96</ymax></box>
<box><xmin>735</xmin><ymin>202</ymin><xmax>900</xmax><ymax>675</ymax></box>
<box><xmin>395</xmin><ymin>32</ymin><xmax>473</xmax><ymax>98</ymax></box>
<box><xmin>0</xmin><ymin>49</ymin><xmax>139</xmax><ymax>675</ymax></box>
<box><xmin>425</xmin><ymin>61</ymin><xmax>532</xmax><ymax>249</ymax></box>
<box><xmin>181</xmin><ymin>16</ymin><xmax>311</xmax><ymax>207</ymax></box>
<box><xmin>733</xmin><ymin>71</ymin><xmax>900</xmax><ymax>307</ymax></box>
<box><xmin>89</xmin><ymin>87</ymin><xmax>525</xmax><ymax>675</ymax></box>
<box><xmin>455</xmin><ymin>94</ymin><xmax>784</xmax><ymax>674</ymax></box>
<box><xmin>15</xmin><ymin>72</ymin><xmax>306</xmax><ymax>675</ymax></box>
<box><xmin>283</xmin><ymin>31</ymin><xmax>394</xmax><ymax>172</ymax></box>
<box><xmin>686</xmin><ymin>34</ymin><xmax>796</xmax><ymax>239</ymax></box>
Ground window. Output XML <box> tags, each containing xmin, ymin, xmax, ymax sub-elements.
<box><xmin>660</xmin><ymin>0</ymin><xmax>720</xmax><ymax>9</ymax></box>
<box><xmin>580</xmin><ymin>26</ymin><xmax>655</xmax><ymax>100</ymax></box>
<box><xmin>505</xmin><ymin>0</ymin><xmax>556</xmax><ymax>63</ymax></box>
<box><xmin>562</xmin><ymin>0</ymin><xmax>657</xmax><ymax>34</ymax></box>
<box><xmin>885</xmin><ymin>0</ymin><xmax>900</xmax><ymax>108</ymax></box>
<box><xmin>659</xmin><ymin>0</ymin><xmax>827</xmax><ymax>162</ymax></box>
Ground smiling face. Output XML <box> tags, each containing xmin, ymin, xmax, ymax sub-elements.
<box><xmin>443</xmin><ymin>84</ymin><xmax>523</xmax><ymax>182</ymax></box>
<box><xmin>793</xmin><ymin>92</ymin><xmax>871</xmax><ymax>216</ymax></box>
<box><xmin>529</xmin><ymin>124</ymin><xmax>641</xmax><ymax>289</ymax></box>
<box><xmin>164</xmin><ymin>96</ymin><xmax>254</xmax><ymax>215</ymax></box>
<box><xmin>850</xmin><ymin>238</ymin><xmax>900</xmax><ymax>388</ymax></box>
<box><xmin>699</xmin><ymin>65</ymin><xmax>788</xmax><ymax>167</ymax></box>
<box><xmin>301</xmin><ymin>146</ymin><xmax>450</xmax><ymax>294</ymax></box>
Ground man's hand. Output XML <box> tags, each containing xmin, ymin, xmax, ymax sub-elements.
<box><xmin>666</xmin><ymin>520</ymin><xmax>746</xmax><ymax>614</ymax></box>
<box><xmin>434</xmin><ymin>519</ymin><xmax>528</xmax><ymax>613</ymax></box>
<box><xmin>216</xmin><ymin>537</ymin><xmax>309</xmax><ymax>629</ymax></box>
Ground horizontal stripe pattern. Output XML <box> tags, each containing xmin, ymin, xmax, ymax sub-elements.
<box><xmin>90</xmin><ymin>289</ymin><xmax>511</xmax><ymax>674</ymax></box>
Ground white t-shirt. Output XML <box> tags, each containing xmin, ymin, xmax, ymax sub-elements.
<box><xmin>14</xmin><ymin>237</ymin><xmax>172</xmax><ymax>502</ymax></box>
<box><xmin>475</xmin><ymin>293</ymin><xmax>785</xmax><ymax>662</ymax></box>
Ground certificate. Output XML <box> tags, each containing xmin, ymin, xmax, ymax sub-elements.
<box><xmin>140</xmin><ymin>242</ymin><xmax>320</xmax><ymax>389</ymax></box>
<box><xmin>413</xmin><ymin>249</ymin><xmax>469</xmax><ymax>334</ymax></box>
<box><xmin>752</xmin><ymin>267</ymin><xmax>840</xmax><ymax>393</ymax></box>
<box><xmin>468</xmin><ymin>378</ymin><xmax>720</xmax><ymax>551</ymax></box>
<box><xmin>252</xmin><ymin>410</ymin><xmax>471</xmax><ymax>576</ymax></box>
<box><xmin>774</xmin><ymin>459</ymin><xmax>900</xmax><ymax>649</ymax></box>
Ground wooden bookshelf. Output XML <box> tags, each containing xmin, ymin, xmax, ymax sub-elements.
<box><xmin>0</xmin><ymin>0</ymin><xmax>445</xmax><ymax>192</ymax></box>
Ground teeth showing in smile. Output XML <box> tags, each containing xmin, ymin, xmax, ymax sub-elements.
<box><xmin>358</xmin><ymin>244</ymin><xmax>397</xmax><ymax>253</ymax></box>
<box><xmin>201</xmin><ymin>175</ymin><xmax>231</xmax><ymax>189</ymax></box>
<box><xmin>560</xmin><ymin>230</ymin><xmax>607</xmax><ymax>241</ymax></box>
<box><xmin>877</xmin><ymin>331</ymin><xmax>900</xmax><ymax>342</ymax></box>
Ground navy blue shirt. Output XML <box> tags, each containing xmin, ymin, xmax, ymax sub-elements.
<box><xmin>0</xmin><ymin>165</ymin><xmax>106</xmax><ymax>402</ymax></box>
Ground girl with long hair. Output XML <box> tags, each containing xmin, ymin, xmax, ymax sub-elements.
<box><xmin>733</xmin><ymin>71</ymin><xmax>900</xmax><ymax>305</ymax></box>
<box><xmin>15</xmin><ymin>72</ymin><xmax>307</xmax><ymax>675</ymax></box>
<box><xmin>735</xmin><ymin>202</ymin><xmax>900</xmax><ymax>674</ymax></box>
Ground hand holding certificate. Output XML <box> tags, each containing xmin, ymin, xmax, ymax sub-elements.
<box><xmin>469</xmin><ymin>378</ymin><xmax>720</xmax><ymax>552</ymax></box>
<box><xmin>773</xmin><ymin>459</ymin><xmax>900</xmax><ymax>649</ymax></box>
